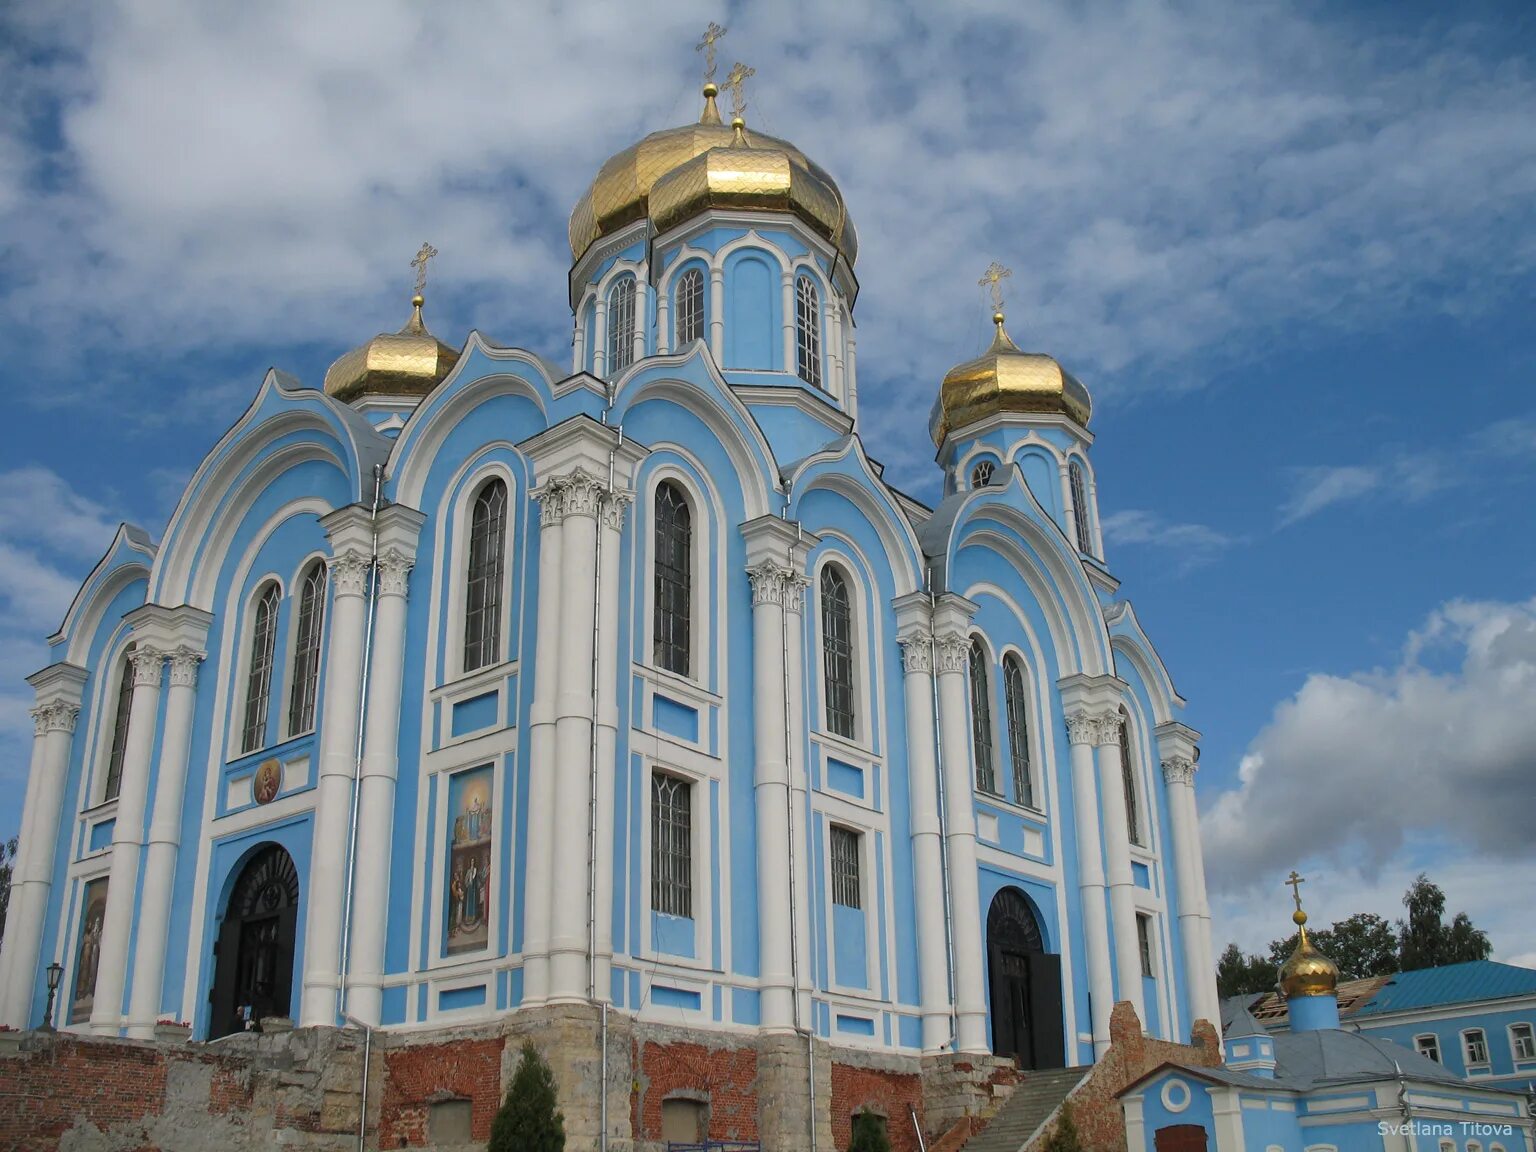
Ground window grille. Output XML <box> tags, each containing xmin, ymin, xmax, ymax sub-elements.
<box><xmin>103</xmin><ymin>644</ymin><xmax>136</xmax><ymax>802</ymax></box>
<box><xmin>608</xmin><ymin>277</ymin><xmax>636</xmax><ymax>373</ymax></box>
<box><xmin>830</xmin><ymin>826</ymin><xmax>861</xmax><ymax>908</ymax></box>
<box><xmin>463</xmin><ymin>478</ymin><xmax>507</xmax><ymax>672</ymax></box>
<box><xmin>969</xmin><ymin>638</ymin><xmax>997</xmax><ymax>794</ymax></box>
<box><xmin>675</xmin><ymin>267</ymin><xmax>705</xmax><ymax>347</ymax></box>
<box><xmin>241</xmin><ymin>584</ymin><xmax>280</xmax><ymax>754</ymax></box>
<box><xmin>1069</xmin><ymin>460</ymin><xmax>1092</xmax><ymax>553</ymax></box>
<box><xmin>652</xmin><ymin>773</ymin><xmax>693</xmax><ymax>918</ymax></box>
<box><xmin>820</xmin><ymin>566</ymin><xmax>855</xmax><ymax>739</ymax></box>
<box><xmin>970</xmin><ymin>461</ymin><xmax>995</xmax><ymax>488</ymax></box>
<box><xmin>1003</xmin><ymin>656</ymin><xmax>1034</xmax><ymax>808</ymax></box>
<box><xmin>795</xmin><ymin>275</ymin><xmax>822</xmax><ymax>389</ymax></box>
<box><xmin>1120</xmin><ymin>708</ymin><xmax>1144</xmax><ymax>846</ymax></box>
<box><xmin>653</xmin><ymin>482</ymin><xmax>692</xmax><ymax>676</ymax></box>
<box><xmin>287</xmin><ymin>561</ymin><xmax>326</xmax><ymax>735</ymax></box>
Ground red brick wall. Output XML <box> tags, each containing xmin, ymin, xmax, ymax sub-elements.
<box><xmin>378</xmin><ymin>1035</ymin><xmax>506</xmax><ymax>1148</ymax></box>
<box><xmin>0</xmin><ymin>1036</ymin><xmax>169</xmax><ymax>1152</ymax></box>
<box><xmin>630</xmin><ymin>1037</ymin><xmax>760</xmax><ymax>1144</ymax></box>
<box><xmin>830</xmin><ymin>1062</ymin><xmax>924</xmax><ymax>1152</ymax></box>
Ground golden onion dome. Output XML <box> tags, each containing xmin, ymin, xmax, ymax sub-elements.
<box><xmin>929</xmin><ymin>313</ymin><xmax>1093</xmax><ymax>446</ymax></box>
<box><xmin>323</xmin><ymin>294</ymin><xmax>460</xmax><ymax>404</ymax></box>
<box><xmin>568</xmin><ymin>84</ymin><xmax>856</xmax><ymax>266</ymax></box>
<box><xmin>1279</xmin><ymin>907</ymin><xmax>1340</xmax><ymax>999</ymax></box>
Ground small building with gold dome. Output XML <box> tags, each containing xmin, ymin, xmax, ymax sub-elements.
<box><xmin>2</xmin><ymin>48</ymin><xmax>1230</xmax><ymax>1150</ymax></box>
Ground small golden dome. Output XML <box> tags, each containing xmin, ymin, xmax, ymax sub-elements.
<box><xmin>568</xmin><ymin>86</ymin><xmax>856</xmax><ymax>266</ymax></box>
<box><xmin>323</xmin><ymin>294</ymin><xmax>460</xmax><ymax>404</ymax></box>
<box><xmin>929</xmin><ymin>313</ymin><xmax>1093</xmax><ymax>446</ymax></box>
<box><xmin>1279</xmin><ymin>907</ymin><xmax>1340</xmax><ymax>998</ymax></box>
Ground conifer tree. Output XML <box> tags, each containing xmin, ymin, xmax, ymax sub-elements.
<box><xmin>848</xmin><ymin>1107</ymin><xmax>891</xmax><ymax>1152</ymax></box>
<box><xmin>1041</xmin><ymin>1102</ymin><xmax>1083</xmax><ymax>1152</ymax></box>
<box><xmin>488</xmin><ymin>1041</ymin><xmax>565</xmax><ymax>1152</ymax></box>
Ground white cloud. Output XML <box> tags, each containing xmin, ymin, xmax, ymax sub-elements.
<box><xmin>1100</xmin><ymin>508</ymin><xmax>1237</xmax><ymax>570</ymax></box>
<box><xmin>1278</xmin><ymin>465</ymin><xmax>1382</xmax><ymax>525</ymax></box>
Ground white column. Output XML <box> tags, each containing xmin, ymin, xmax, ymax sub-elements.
<box><xmin>572</xmin><ymin>317</ymin><xmax>587</xmax><ymax>376</ymax></box>
<box><xmin>934</xmin><ymin>630</ymin><xmax>988</xmax><ymax>1053</ymax></box>
<box><xmin>1086</xmin><ymin>474</ymin><xmax>1105</xmax><ymax>558</ymax></box>
<box><xmin>656</xmin><ymin>289</ymin><xmax>671</xmax><ymax>356</ymax></box>
<box><xmin>1059</xmin><ymin>463</ymin><xmax>1077</xmax><ymax>542</ymax></box>
<box><xmin>780</xmin><ymin>270</ymin><xmax>796</xmax><ymax>373</ymax></box>
<box><xmin>827</xmin><ymin>305</ymin><xmax>846</xmax><ymax>406</ymax></box>
<box><xmin>91</xmin><ymin>645</ymin><xmax>166</xmax><ymax>1034</ymax></box>
<box><xmin>345</xmin><ymin>536</ymin><xmax>418</xmax><ymax>1027</ymax></box>
<box><xmin>522</xmin><ymin>483</ymin><xmax>566</xmax><ymax>1006</ymax></box>
<box><xmin>1162</xmin><ymin>756</ymin><xmax>1210</xmax><ymax>1034</ymax></box>
<box><xmin>300</xmin><ymin>518</ymin><xmax>372</xmax><ymax>1027</ymax></box>
<box><xmin>844</xmin><ymin>324</ymin><xmax>859</xmax><ymax>418</ymax></box>
<box><xmin>0</xmin><ymin>669</ymin><xmax>83</xmax><ymax>1028</ymax></box>
<box><xmin>593</xmin><ymin>298</ymin><xmax>609</xmax><ymax>378</ymax></box>
<box><xmin>709</xmin><ymin>267</ymin><xmax>725</xmax><ymax>363</ymax></box>
<box><xmin>748</xmin><ymin>562</ymin><xmax>794</xmax><ymax>1031</ymax></box>
<box><xmin>783</xmin><ymin>570</ymin><xmax>813</xmax><ymax>1030</ymax></box>
<box><xmin>1095</xmin><ymin>712</ymin><xmax>1146</xmax><ymax>1024</ymax></box>
<box><xmin>591</xmin><ymin>485</ymin><xmax>629</xmax><ymax>1002</ymax></box>
<box><xmin>126</xmin><ymin>646</ymin><xmax>205</xmax><ymax>1038</ymax></box>
<box><xmin>896</xmin><ymin>627</ymin><xmax>951</xmax><ymax>1052</ymax></box>
<box><xmin>633</xmin><ymin>280</ymin><xmax>649</xmax><ymax>366</ymax></box>
<box><xmin>1066</xmin><ymin>712</ymin><xmax>1115</xmax><ymax>1054</ymax></box>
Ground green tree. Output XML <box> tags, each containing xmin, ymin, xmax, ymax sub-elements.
<box><xmin>1267</xmin><ymin>913</ymin><xmax>1399</xmax><ymax>981</ymax></box>
<box><xmin>488</xmin><ymin>1042</ymin><xmax>564</xmax><ymax>1152</ymax></box>
<box><xmin>0</xmin><ymin>837</ymin><xmax>16</xmax><ymax>943</ymax></box>
<box><xmin>1217</xmin><ymin>942</ymin><xmax>1278</xmax><ymax>998</ymax></box>
<box><xmin>848</xmin><ymin>1108</ymin><xmax>891</xmax><ymax>1152</ymax></box>
<box><xmin>1041</xmin><ymin>1101</ymin><xmax>1083</xmax><ymax>1152</ymax></box>
<box><xmin>1398</xmin><ymin>874</ymin><xmax>1491</xmax><ymax>971</ymax></box>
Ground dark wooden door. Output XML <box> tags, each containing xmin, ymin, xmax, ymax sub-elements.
<box><xmin>1154</xmin><ymin>1124</ymin><xmax>1209</xmax><ymax>1152</ymax></box>
<box><xmin>986</xmin><ymin>887</ymin><xmax>1064</xmax><ymax>1069</ymax></box>
<box><xmin>209</xmin><ymin>845</ymin><xmax>300</xmax><ymax>1038</ymax></box>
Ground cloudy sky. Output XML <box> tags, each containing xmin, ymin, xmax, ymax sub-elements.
<box><xmin>2</xmin><ymin>1</ymin><xmax>1534</xmax><ymax>965</ymax></box>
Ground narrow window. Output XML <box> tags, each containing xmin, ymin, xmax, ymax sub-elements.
<box><xmin>103</xmin><ymin>644</ymin><xmax>136</xmax><ymax>802</ymax></box>
<box><xmin>1002</xmin><ymin>655</ymin><xmax>1034</xmax><ymax>808</ymax></box>
<box><xmin>795</xmin><ymin>274</ymin><xmax>822</xmax><ymax>389</ymax></box>
<box><xmin>651</xmin><ymin>773</ymin><xmax>692</xmax><ymax>918</ymax></box>
<box><xmin>1464</xmin><ymin>1028</ymin><xmax>1490</xmax><ymax>1066</ymax></box>
<box><xmin>241</xmin><ymin>583</ymin><xmax>281</xmax><ymax>754</ymax></box>
<box><xmin>1416</xmin><ymin>1034</ymin><xmax>1441</xmax><ymax>1063</ymax></box>
<box><xmin>969</xmin><ymin>638</ymin><xmax>997</xmax><ymax>794</ymax></box>
<box><xmin>830</xmin><ymin>826</ymin><xmax>861</xmax><ymax>909</ymax></box>
<box><xmin>1120</xmin><ymin>707</ymin><xmax>1144</xmax><ymax>846</ymax></box>
<box><xmin>1136</xmin><ymin>914</ymin><xmax>1155</xmax><ymax>978</ymax></box>
<box><xmin>820</xmin><ymin>565</ymin><xmax>855</xmax><ymax>740</ymax></box>
<box><xmin>970</xmin><ymin>460</ymin><xmax>995</xmax><ymax>489</ymax></box>
<box><xmin>652</xmin><ymin>481</ymin><xmax>692</xmax><ymax>676</ymax></box>
<box><xmin>675</xmin><ymin>267</ymin><xmax>704</xmax><ymax>347</ymax></box>
<box><xmin>1069</xmin><ymin>460</ymin><xmax>1092</xmax><ymax>553</ymax></box>
<box><xmin>463</xmin><ymin>477</ymin><xmax>507</xmax><ymax>673</ymax></box>
<box><xmin>287</xmin><ymin>561</ymin><xmax>326</xmax><ymax>736</ymax></box>
<box><xmin>1512</xmin><ymin>1023</ymin><xmax>1536</xmax><ymax>1061</ymax></box>
<box><xmin>607</xmin><ymin>277</ymin><xmax>636</xmax><ymax>373</ymax></box>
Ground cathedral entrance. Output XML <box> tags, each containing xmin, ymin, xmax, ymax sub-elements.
<box><xmin>986</xmin><ymin>886</ymin><xmax>1064</xmax><ymax>1069</ymax></box>
<box><xmin>209</xmin><ymin>844</ymin><xmax>300</xmax><ymax>1039</ymax></box>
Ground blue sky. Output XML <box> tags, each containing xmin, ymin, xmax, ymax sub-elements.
<box><xmin>2</xmin><ymin>0</ymin><xmax>1534</xmax><ymax>966</ymax></box>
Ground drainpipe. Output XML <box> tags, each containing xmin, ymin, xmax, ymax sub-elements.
<box><xmin>926</xmin><ymin>571</ymin><xmax>958</xmax><ymax>1050</ymax></box>
<box><xmin>343</xmin><ymin>1011</ymin><xmax>374</xmax><ymax>1152</ymax></box>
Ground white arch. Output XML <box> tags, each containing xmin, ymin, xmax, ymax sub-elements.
<box><xmin>52</xmin><ymin>527</ymin><xmax>155</xmax><ymax>667</ymax></box>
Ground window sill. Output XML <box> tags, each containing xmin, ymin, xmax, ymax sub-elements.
<box><xmin>79</xmin><ymin>797</ymin><xmax>120</xmax><ymax>821</ymax></box>
<box><xmin>635</xmin><ymin>662</ymin><xmax>722</xmax><ymax>708</ymax></box>
<box><xmin>433</xmin><ymin>659</ymin><xmax>517</xmax><ymax>701</ymax></box>
<box><xmin>812</xmin><ymin>729</ymin><xmax>881</xmax><ymax>767</ymax></box>
<box><xmin>974</xmin><ymin>792</ymin><xmax>1048</xmax><ymax>822</ymax></box>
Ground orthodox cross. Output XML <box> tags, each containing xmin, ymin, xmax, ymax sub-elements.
<box><xmin>979</xmin><ymin>261</ymin><xmax>1012</xmax><ymax>313</ymax></box>
<box><xmin>1285</xmin><ymin>870</ymin><xmax>1306</xmax><ymax>913</ymax></box>
<box><xmin>696</xmin><ymin>22</ymin><xmax>727</xmax><ymax>82</ymax></box>
<box><xmin>411</xmin><ymin>241</ymin><xmax>438</xmax><ymax>297</ymax></box>
<box><xmin>723</xmin><ymin>61</ymin><xmax>755</xmax><ymax>121</ymax></box>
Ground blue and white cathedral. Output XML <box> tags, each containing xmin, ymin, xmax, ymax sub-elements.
<box><xmin>0</xmin><ymin>68</ymin><xmax>1220</xmax><ymax>1072</ymax></box>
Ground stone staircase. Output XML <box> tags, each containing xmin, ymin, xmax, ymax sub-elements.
<box><xmin>960</xmin><ymin>1066</ymin><xmax>1088</xmax><ymax>1152</ymax></box>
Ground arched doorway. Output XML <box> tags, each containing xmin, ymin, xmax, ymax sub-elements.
<box><xmin>209</xmin><ymin>844</ymin><xmax>300</xmax><ymax>1039</ymax></box>
<box><xmin>1154</xmin><ymin>1124</ymin><xmax>1209</xmax><ymax>1151</ymax></box>
<box><xmin>986</xmin><ymin>886</ymin><xmax>1065</xmax><ymax>1069</ymax></box>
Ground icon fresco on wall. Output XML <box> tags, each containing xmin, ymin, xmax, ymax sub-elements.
<box><xmin>444</xmin><ymin>765</ymin><xmax>493</xmax><ymax>955</ymax></box>
<box><xmin>70</xmin><ymin>877</ymin><xmax>109</xmax><ymax>1024</ymax></box>
<box><xmin>253</xmin><ymin>758</ymin><xmax>282</xmax><ymax>805</ymax></box>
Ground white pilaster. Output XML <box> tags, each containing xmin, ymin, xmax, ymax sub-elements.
<box><xmin>633</xmin><ymin>279</ymin><xmax>649</xmax><ymax>366</ymax></box>
<box><xmin>1060</xmin><ymin>675</ymin><xmax>1117</xmax><ymax>1055</ymax></box>
<box><xmin>591</xmin><ymin>481</ymin><xmax>629</xmax><ymax>1002</ymax></box>
<box><xmin>656</xmin><ymin>288</ymin><xmax>671</xmax><ymax>356</ymax></box>
<box><xmin>709</xmin><ymin>267</ymin><xmax>725</xmax><ymax>362</ymax></box>
<box><xmin>344</xmin><ymin>506</ymin><xmax>425</xmax><ymax>1027</ymax></box>
<box><xmin>593</xmin><ymin>298</ymin><xmax>609</xmax><ymax>379</ymax></box>
<box><xmin>573</xmin><ymin>314</ymin><xmax>587</xmax><ymax>376</ymax></box>
<box><xmin>780</xmin><ymin>270</ymin><xmax>795</xmax><ymax>373</ymax></box>
<box><xmin>1157</xmin><ymin>720</ymin><xmax>1219</xmax><ymax>1039</ymax></box>
<box><xmin>845</xmin><ymin>324</ymin><xmax>859</xmax><ymax>419</ymax></box>
<box><xmin>1094</xmin><ymin>709</ymin><xmax>1146</xmax><ymax>1024</ymax></box>
<box><xmin>91</xmin><ymin>642</ymin><xmax>166</xmax><ymax>1034</ymax></box>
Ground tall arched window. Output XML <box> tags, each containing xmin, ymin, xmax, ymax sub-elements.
<box><xmin>969</xmin><ymin>638</ymin><xmax>997</xmax><ymax>794</ymax></box>
<box><xmin>1002</xmin><ymin>655</ymin><xmax>1033</xmax><ymax>808</ymax></box>
<box><xmin>287</xmin><ymin>561</ymin><xmax>326</xmax><ymax>736</ymax></box>
<box><xmin>102</xmin><ymin>644</ymin><xmax>136</xmax><ymax>802</ymax></box>
<box><xmin>1069</xmin><ymin>460</ymin><xmax>1092</xmax><ymax>553</ymax></box>
<box><xmin>1119</xmin><ymin>706</ymin><xmax>1144</xmax><ymax>846</ymax></box>
<box><xmin>463</xmin><ymin>477</ymin><xmax>508</xmax><ymax>673</ymax></box>
<box><xmin>820</xmin><ymin>565</ymin><xmax>855</xmax><ymax>740</ymax></box>
<box><xmin>675</xmin><ymin>267</ymin><xmax>704</xmax><ymax>347</ymax></box>
<box><xmin>241</xmin><ymin>583</ymin><xmax>281</xmax><ymax>754</ymax></box>
<box><xmin>607</xmin><ymin>277</ymin><xmax>637</xmax><ymax>373</ymax></box>
<box><xmin>653</xmin><ymin>481</ymin><xmax>692</xmax><ymax>676</ymax></box>
<box><xmin>795</xmin><ymin>274</ymin><xmax>822</xmax><ymax>389</ymax></box>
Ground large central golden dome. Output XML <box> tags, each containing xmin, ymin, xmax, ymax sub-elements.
<box><xmin>568</xmin><ymin>86</ymin><xmax>857</xmax><ymax>266</ymax></box>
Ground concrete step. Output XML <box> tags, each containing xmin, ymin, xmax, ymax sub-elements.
<box><xmin>960</xmin><ymin>1067</ymin><xmax>1088</xmax><ymax>1152</ymax></box>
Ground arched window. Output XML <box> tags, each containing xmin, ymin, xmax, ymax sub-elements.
<box><xmin>653</xmin><ymin>481</ymin><xmax>692</xmax><ymax>676</ymax></box>
<box><xmin>969</xmin><ymin>638</ymin><xmax>997</xmax><ymax>794</ymax></box>
<box><xmin>1069</xmin><ymin>460</ymin><xmax>1092</xmax><ymax>553</ymax></box>
<box><xmin>795</xmin><ymin>274</ymin><xmax>822</xmax><ymax>389</ymax></box>
<box><xmin>820</xmin><ymin>565</ymin><xmax>855</xmax><ymax>740</ymax></box>
<box><xmin>675</xmin><ymin>267</ymin><xmax>704</xmax><ymax>347</ymax></box>
<box><xmin>970</xmin><ymin>460</ymin><xmax>995</xmax><ymax>489</ymax></box>
<box><xmin>1119</xmin><ymin>706</ymin><xmax>1143</xmax><ymax>846</ymax></box>
<box><xmin>241</xmin><ymin>583</ymin><xmax>281</xmax><ymax>754</ymax></box>
<box><xmin>607</xmin><ymin>277</ymin><xmax>637</xmax><ymax>373</ymax></box>
<box><xmin>102</xmin><ymin>644</ymin><xmax>136</xmax><ymax>802</ymax></box>
<box><xmin>1003</xmin><ymin>655</ymin><xmax>1034</xmax><ymax>808</ymax></box>
<box><xmin>287</xmin><ymin>561</ymin><xmax>326</xmax><ymax>736</ymax></box>
<box><xmin>463</xmin><ymin>477</ymin><xmax>508</xmax><ymax>673</ymax></box>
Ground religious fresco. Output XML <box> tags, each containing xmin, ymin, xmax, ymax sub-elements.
<box><xmin>69</xmin><ymin>877</ymin><xmax>109</xmax><ymax>1024</ymax></box>
<box><xmin>444</xmin><ymin>765</ymin><xmax>493</xmax><ymax>955</ymax></box>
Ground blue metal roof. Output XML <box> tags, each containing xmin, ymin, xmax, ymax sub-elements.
<box><xmin>1357</xmin><ymin>961</ymin><xmax>1536</xmax><ymax>1016</ymax></box>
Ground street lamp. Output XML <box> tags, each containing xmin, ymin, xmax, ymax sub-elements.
<box><xmin>41</xmin><ymin>962</ymin><xmax>63</xmax><ymax>1031</ymax></box>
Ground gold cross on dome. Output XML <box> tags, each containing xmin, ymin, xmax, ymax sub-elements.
<box><xmin>723</xmin><ymin>61</ymin><xmax>755</xmax><ymax>120</ymax></box>
<box><xmin>411</xmin><ymin>241</ymin><xmax>438</xmax><ymax>297</ymax></box>
<box><xmin>1285</xmin><ymin>870</ymin><xmax>1306</xmax><ymax>913</ymax></box>
<box><xmin>979</xmin><ymin>262</ymin><xmax>1012</xmax><ymax>313</ymax></box>
<box><xmin>696</xmin><ymin>22</ymin><xmax>727</xmax><ymax>82</ymax></box>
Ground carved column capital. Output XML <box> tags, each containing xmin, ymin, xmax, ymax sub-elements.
<box><xmin>1092</xmin><ymin>710</ymin><xmax>1125</xmax><ymax>748</ymax></box>
<box><xmin>746</xmin><ymin>562</ymin><xmax>810</xmax><ymax>613</ymax></box>
<box><xmin>31</xmin><ymin>700</ymin><xmax>80</xmax><ymax>736</ymax></box>
<box><xmin>167</xmin><ymin>647</ymin><xmax>206</xmax><ymax>689</ymax></box>
<box><xmin>129</xmin><ymin>646</ymin><xmax>166</xmax><ymax>688</ymax></box>
<box><xmin>599</xmin><ymin>489</ymin><xmax>633</xmax><ymax>534</ymax></box>
<box><xmin>535</xmin><ymin>480</ymin><xmax>567</xmax><ymax>528</ymax></box>
<box><xmin>1066</xmin><ymin>710</ymin><xmax>1105</xmax><ymax>747</ymax></box>
<box><xmin>558</xmin><ymin>468</ymin><xmax>608</xmax><ymax>520</ymax></box>
<box><xmin>1161</xmin><ymin>756</ymin><xmax>1196</xmax><ymax>786</ymax></box>
<box><xmin>376</xmin><ymin>548</ymin><xmax>415</xmax><ymax>598</ymax></box>
<box><xmin>331</xmin><ymin>550</ymin><xmax>372</xmax><ymax>597</ymax></box>
<box><xmin>933</xmin><ymin>633</ymin><xmax>970</xmax><ymax>676</ymax></box>
<box><xmin>898</xmin><ymin>632</ymin><xmax>934</xmax><ymax>675</ymax></box>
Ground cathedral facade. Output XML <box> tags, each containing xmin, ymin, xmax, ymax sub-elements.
<box><xmin>0</xmin><ymin>74</ymin><xmax>1218</xmax><ymax>1084</ymax></box>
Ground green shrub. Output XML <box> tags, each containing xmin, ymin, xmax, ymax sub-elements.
<box><xmin>487</xmin><ymin>1041</ymin><xmax>565</xmax><ymax>1152</ymax></box>
<box><xmin>1041</xmin><ymin>1101</ymin><xmax>1083</xmax><ymax>1152</ymax></box>
<box><xmin>848</xmin><ymin>1107</ymin><xmax>891</xmax><ymax>1152</ymax></box>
